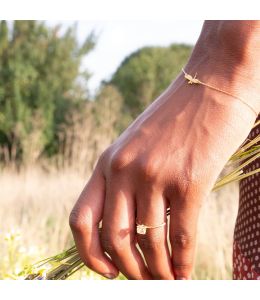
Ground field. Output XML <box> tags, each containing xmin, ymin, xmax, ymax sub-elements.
<box><xmin>0</xmin><ymin>166</ymin><xmax>238</xmax><ymax>280</ymax></box>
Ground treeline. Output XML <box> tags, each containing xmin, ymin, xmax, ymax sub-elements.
<box><xmin>0</xmin><ymin>21</ymin><xmax>192</xmax><ymax>173</ymax></box>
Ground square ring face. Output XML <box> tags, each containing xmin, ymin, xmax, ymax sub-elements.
<box><xmin>137</xmin><ymin>225</ymin><xmax>146</xmax><ymax>235</ymax></box>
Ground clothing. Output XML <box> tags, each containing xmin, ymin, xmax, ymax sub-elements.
<box><xmin>233</xmin><ymin>115</ymin><xmax>260</xmax><ymax>280</ymax></box>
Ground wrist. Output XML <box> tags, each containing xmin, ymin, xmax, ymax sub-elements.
<box><xmin>184</xmin><ymin>21</ymin><xmax>260</xmax><ymax>115</ymax></box>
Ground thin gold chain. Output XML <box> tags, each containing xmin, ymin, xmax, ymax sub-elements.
<box><xmin>182</xmin><ymin>68</ymin><xmax>258</xmax><ymax>116</ymax></box>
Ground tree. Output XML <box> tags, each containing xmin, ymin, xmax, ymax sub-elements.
<box><xmin>110</xmin><ymin>44</ymin><xmax>192</xmax><ymax>118</ymax></box>
<box><xmin>0</xmin><ymin>21</ymin><xmax>96</xmax><ymax>165</ymax></box>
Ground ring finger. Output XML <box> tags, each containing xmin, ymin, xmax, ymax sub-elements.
<box><xmin>136</xmin><ymin>188</ymin><xmax>174</xmax><ymax>279</ymax></box>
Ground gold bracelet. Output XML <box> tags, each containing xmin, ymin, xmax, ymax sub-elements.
<box><xmin>182</xmin><ymin>68</ymin><xmax>258</xmax><ymax>117</ymax></box>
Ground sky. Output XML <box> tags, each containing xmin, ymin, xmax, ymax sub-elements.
<box><xmin>47</xmin><ymin>20</ymin><xmax>204</xmax><ymax>94</ymax></box>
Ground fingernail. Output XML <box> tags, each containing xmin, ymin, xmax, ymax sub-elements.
<box><xmin>176</xmin><ymin>277</ymin><xmax>188</xmax><ymax>280</ymax></box>
<box><xmin>104</xmin><ymin>273</ymin><xmax>116</xmax><ymax>279</ymax></box>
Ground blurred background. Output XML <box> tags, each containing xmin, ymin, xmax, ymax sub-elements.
<box><xmin>0</xmin><ymin>20</ymin><xmax>238</xmax><ymax>280</ymax></box>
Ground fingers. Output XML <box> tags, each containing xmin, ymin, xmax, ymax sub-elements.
<box><xmin>69</xmin><ymin>165</ymin><xmax>119</xmax><ymax>279</ymax></box>
<box><xmin>136</xmin><ymin>190</ymin><xmax>174</xmax><ymax>279</ymax></box>
<box><xmin>101</xmin><ymin>177</ymin><xmax>151</xmax><ymax>280</ymax></box>
<box><xmin>169</xmin><ymin>193</ymin><xmax>201</xmax><ymax>280</ymax></box>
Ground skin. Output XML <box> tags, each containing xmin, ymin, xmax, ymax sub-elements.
<box><xmin>69</xmin><ymin>21</ymin><xmax>260</xmax><ymax>280</ymax></box>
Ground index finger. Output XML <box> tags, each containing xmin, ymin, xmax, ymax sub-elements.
<box><xmin>69</xmin><ymin>165</ymin><xmax>119</xmax><ymax>279</ymax></box>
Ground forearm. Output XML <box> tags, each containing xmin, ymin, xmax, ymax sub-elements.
<box><xmin>185</xmin><ymin>20</ymin><xmax>260</xmax><ymax>115</ymax></box>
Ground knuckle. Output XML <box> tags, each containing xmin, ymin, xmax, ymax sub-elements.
<box><xmin>138</xmin><ymin>232</ymin><xmax>164</xmax><ymax>251</ymax></box>
<box><xmin>101</xmin><ymin>234</ymin><xmax>124</xmax><ymax>255</ymax></box>
<box><xmin>138</xmin><ymin>158</ymin><xmax>159</xmax><ymax>181</ymax></box>
<box><xmin>176</xmin><ymin>172</ymin><xmax>196</xmax><ymax>189</ymax></box>
<box><xmin>69</xmin><ymin>208</ymin><xmax>92</xmax><ymax>233</ymax></box>
<box><xmin>69</xmin><ymin>209</ymin><xmax>81</xmax><ymax>231</ymax></box>
<box><xmin>110</xmin><ymin>151</ymin><xmax>131</xmax><ymax>173</ymax></box>
<box><xmin>173</xmin><ymin>261</ymin><xmax>192</xmax><ymax>273</ymax></box>
<box><xmin>175</xmin><ymin>173</ymin><xmax>204</xmax><ymax>200</ymax></box>
<box><xmin>171</xmin><ymin>231</ymin><xmax>194</xmax><ymax>250</ymax></box>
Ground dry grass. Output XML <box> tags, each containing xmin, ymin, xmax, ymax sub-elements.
<box><xmin>0</xmin><ymin>166</ymin><xmax>238</xmax><ymax>280</ymax></box>
<box><xmin>194</xmin><ymin>183</ymin><xmax>238</xmax><ymax>279</ymax></box>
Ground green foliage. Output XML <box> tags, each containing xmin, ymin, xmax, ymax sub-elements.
<box><xmin>94</xmin><ymin>84</ymin><xmax>124</xmax><ymax>132</ymax></box>
<box><xmin>0</xmin><ymin>21</ymin><xmax>193</xmax><ymax>167</ymax></box>
<box><xmin>0</xmin><ymin>21</ymin><xmax>95</xmax><ymax>165</ymax></box>
<box><xmin>111</xmin><ymin>44</ymin><xmax>192</xmax><ymax>118</ymax></box>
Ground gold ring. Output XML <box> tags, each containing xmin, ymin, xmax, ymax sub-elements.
<box><xmin>136</xmin><ymin>220</ymin><xmax>166</xmax><ymax>235</ymax></box>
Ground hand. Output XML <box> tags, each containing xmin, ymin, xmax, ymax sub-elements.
<box><xmin>69</xmin><ymin>21</ymin><xmax>260</xmax><ymax>280</ymax></box>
